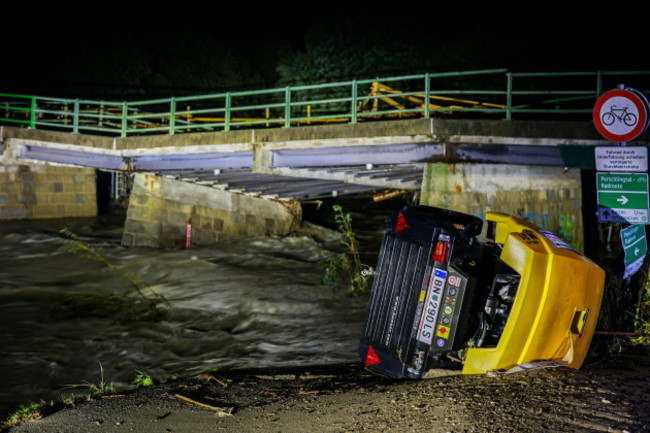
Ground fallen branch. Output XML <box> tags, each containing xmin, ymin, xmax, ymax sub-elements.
<box><xmin>174</xmin><ymin>394</ymin><xmax>233</xmax><ymax>416</ymax></box>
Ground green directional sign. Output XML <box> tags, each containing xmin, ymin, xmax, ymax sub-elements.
<box><xmin>597</xmin><ymin>173</ymin><xmax>650</xmax><ymax>224</ymax></box>
<box><xmin>621</xmin><ymin>224</ymin><xmax>647</xmax><ymax>278</ymax></box>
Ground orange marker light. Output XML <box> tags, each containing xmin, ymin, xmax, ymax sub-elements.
<box><xmin>432</xmin><ymin>241</ymin><xmax>449</xmax><ymax>262</ymax></box>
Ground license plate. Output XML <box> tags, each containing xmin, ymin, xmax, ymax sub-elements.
<box><xmin>416</xmin><ymin>268</ymin><xmax>447</xmax><ymax>345</ymax></box>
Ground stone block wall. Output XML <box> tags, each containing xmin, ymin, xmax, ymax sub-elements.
<box><xmin>0</xmin><ymin>163</ymin><xmax>97</xmax><ymax>220</ymax></box>
<box><xmin>122</xmin><ymin>173</ymin><xmax>301</xmax><ymax>248</ymax></box>
<box><xmin>421</xmin><ymin>163</ymin><xmax>584</xmax><ymax>251</ymax></box>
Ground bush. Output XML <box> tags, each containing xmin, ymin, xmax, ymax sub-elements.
<box><xmin>318</xmin><ymin>205</ymin><xmax>371</xmax><ymax>296</ymax></box>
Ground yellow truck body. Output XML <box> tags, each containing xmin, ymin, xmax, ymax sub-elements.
<box><xmin>462</xmin><ymin>212</ymin><xmax>606</xmax><ymax>374</ymax></box>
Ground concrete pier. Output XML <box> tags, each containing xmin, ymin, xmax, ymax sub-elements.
<box><xmin>121</xmin><ymin>174</ymin><xmax>301</xmax><ymax>248</ymax></box>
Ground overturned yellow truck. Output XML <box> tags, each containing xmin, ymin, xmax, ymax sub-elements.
<box><xmin>358</xmin><ymin>206</ymin><xmax>605</xmax><ymax>377</ymax></box>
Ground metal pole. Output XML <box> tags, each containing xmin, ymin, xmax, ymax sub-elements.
<box><xmin>506</xmin><ymin>72</ymin><xmax>512</xmax><ymax>120</ymax></box>
<box><xmin>351</xmin><ymin>80</ymin><xmax>357</xmax><ymax>124</ymax></box>
<box><xmin>73</xmin><ymin>99</ymin><xmax>80</xmax><ymax>133</ymax></box>
<box><xmin>111</xmin><ymin>172</ymin><xmax>117</xmax><ymax>201</ymax></box>
<box><xmin>225</xmin><ymin>92</ymin><xmax>231</xmax><ymax>132</ymax></box>
<box><xmin>30</xmin><ymin>96</ymin><xmax>36</xmax><ymax>129</ymax></box>
<box><xmin>121</xmin><ymin>102</ymin><xmax>128</xmax><ymax>137</ymax></box>
<box><xmin>169</xmin><ymin>97</ymin><xmax>176</xmax><ymax>135</ymax></box>
<box><xmin>424</xmin><ymin>73</ymin><xmax>430</xmax><ymax>119</ymax></box>
<box><xmin>284</xmin><ymin>87</ymin><xmax>291</xmax><ymax>128</ymax></box>
<box><xmin>618</xmin><ymin>83</ymin><xmax>626</xmax><ymax>147</ymax></box>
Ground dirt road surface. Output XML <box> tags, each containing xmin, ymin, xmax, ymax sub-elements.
<box><xmin>5</xmin><ymin>356</ymin><xmax>650</xmax><ymax>433</ymax></box>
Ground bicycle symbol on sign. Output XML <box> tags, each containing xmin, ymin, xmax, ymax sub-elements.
<box><xmin>602</xmin><ymin>105</ymin><xmax>638</xmax><ymax>127</ymax></box>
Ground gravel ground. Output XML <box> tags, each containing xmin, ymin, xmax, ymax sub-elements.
<box><xmin>5</xmin><ymin>353</ymin><xmax>650</xmax><ymax>433</ymax></box>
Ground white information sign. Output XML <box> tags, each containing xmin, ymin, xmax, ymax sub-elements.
<box><xmin>595</xmin><ymin>146</ymin><xmax>648</xmax><ymax>172</ymax></box>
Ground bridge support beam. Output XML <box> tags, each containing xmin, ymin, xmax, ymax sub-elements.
<box><xmin>121</xmin><ymin>173</ymin><xmax>302</xmax><ymax>248</ymax></box>
<box><xmin>420</xmin><ymin>163</ymin><xmax>584</xmax><ymax>250</ymax></box>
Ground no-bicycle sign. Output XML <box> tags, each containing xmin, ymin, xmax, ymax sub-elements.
<box><xmin>593</xmin><ymin>88</ymin><xmax>650</xmax><ymax>142</ymax></box>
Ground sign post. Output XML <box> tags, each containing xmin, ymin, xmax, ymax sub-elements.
<box><xmin>593</xmin><ymin>87</ymin><xmax>650</xmax><ymax>278</ymax></box>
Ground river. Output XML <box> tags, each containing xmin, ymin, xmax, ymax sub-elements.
<box><xmin>0</xmin><ymin>197</ymin><xmax>401</xmax><ymax>417</ymax></box>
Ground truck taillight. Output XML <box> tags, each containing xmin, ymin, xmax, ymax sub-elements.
<box><xmin>433</xmin><ymin>241</ymin><xmax>449</xmax><ymax>262</ymax></box>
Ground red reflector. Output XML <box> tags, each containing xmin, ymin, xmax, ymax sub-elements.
<box><xmin>365</xmin><ymin>345</ymin><xmax>381</xmax><ymax>366</ymax></box>
<box><xmin>432</xmin><ymin>241</ymin><xmax>449</xmax><ymax>262</ymax></box>
<box><xmin>395</xmin><ymin>213</ymin><xmax>411</xmax><ymax>233</ymax></box>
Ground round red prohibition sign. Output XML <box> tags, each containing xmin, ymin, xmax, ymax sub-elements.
<box><xmin>593</xmin><ymin>89</ymin><xmax>649</xmax><ymax>142</ymax></box>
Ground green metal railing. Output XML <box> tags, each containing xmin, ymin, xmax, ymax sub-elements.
<box><xmin>2</xmin><ymin>69</ymin><xmax>649</xmax><ymax>137</ymax></box>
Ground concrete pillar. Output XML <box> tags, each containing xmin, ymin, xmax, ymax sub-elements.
<box><xmin>420</xmin><ymin>163</ymin><xmax>583</xmax><ymax>251</ymax></box>
<box><xmin>122</xmin><ymin>173</ymin><xmax>302</xmax><ymax>248</ymax></box>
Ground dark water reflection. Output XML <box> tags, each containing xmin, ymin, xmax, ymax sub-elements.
<box><xmin>0</xmin><ymin>197</ymin><xmax>404</xmax><ymax>417</ymax></box>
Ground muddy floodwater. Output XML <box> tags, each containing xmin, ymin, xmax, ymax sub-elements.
<box><xmin>0</xmin><ymin>203</ymin><xmax>391</xmax><ymax>418</ymax></box>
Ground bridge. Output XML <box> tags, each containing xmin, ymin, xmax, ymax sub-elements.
<box><xmin>2</xmin><ymin>69</ymin><xmax>649</xmax><ymax>249</ymax></box>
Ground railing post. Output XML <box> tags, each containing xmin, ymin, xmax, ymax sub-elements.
<box><xmin>169</xmin><ymin>97</ymin><xmax>176</xmax><ymax>135</ymax></box>
<box><xmin>224</xmin><ymin>92</ymin><xmax>231</xmax><ymax>131</ymax></box>
<box><xmin>424</xmin><ymin>73</ymin><xmax>430</xmax><ymax>119</ymax></box>
<box><xmin>284</xmin><ymin>86</ymin><xmax>291</xmax><ymax>128</ymax></box>
<box><xmin>73</xmin><ymin>99</ymin><xmax>80</xmax><ymax>133</ymax></box>
<box><xmin>30</xmin><ymin>96</ymin><xmax>36</xmax><ymax>129</ymax></box>
<box><xmin>121</xmin><ymin>102</ymin><xmax>128</xmax><ymax>137</ymax></box>
<box><xmin>596</xmin><ymin>71</ymin><xmax>603</xmax><ymax>97</ymax></box>
<box><xmin>505</xmin><ymin>72</ymin><xmax>513</xmax><ymax>120</ymax></box>
<box><xmin>63</xmin><ymin>103</ymin><xmax>69</xmax><ymax>126</ymax></box>
<box><xmin>351</xmin><ymin>80</ymin><xmax>358</xmax><ymax>124</ymax></box>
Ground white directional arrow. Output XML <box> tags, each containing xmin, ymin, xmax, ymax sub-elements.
<box><xmin>635</xmin><ymin>247</ymin><xmax>640</xmax><ymax>256</ymax></box>
<box><xmin>617</xmin><ymin>195</ymin><xmax>629</xmax><ymax>205</ymax></box>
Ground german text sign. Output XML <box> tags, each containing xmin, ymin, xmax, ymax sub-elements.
<box><xmin>597</xmin><ymin>173</ymin><xmax>650</xmax><ymax>224</ymax></box>
<box><xmin>595</xmin><ymin>146</ymin><xmax>648</xmax><ymax>172</ymax></box>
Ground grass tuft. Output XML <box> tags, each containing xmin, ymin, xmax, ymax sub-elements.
<box><xmin>132</xmin><ymin>370</ymin><xmax>154</xmax><ymax>388</ymax></box>
<box><xmin>64</xmin><ymin>362</ymin><xmax>115</xmax><ymax>399</ymax></box>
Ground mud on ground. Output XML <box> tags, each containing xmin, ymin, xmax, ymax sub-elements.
<box><xmin>6</xmin><ymin>350</ymin><xmax>650</xmax><ymax>433</ymax></box>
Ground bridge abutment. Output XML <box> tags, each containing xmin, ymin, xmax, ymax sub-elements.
<box><xmin>420</xmin><ymin>163</ymin><xmax>583</xmax><ymax>250</ymax></box>
<box><xmin>0</xmin><ymin>140</ymin><xmax>97</xmax><ymax>220</ymax></box>
<box><xmin>121</xmin><ymin>173</ymin><xmax>302</xmax><ymax>248</ymax></box>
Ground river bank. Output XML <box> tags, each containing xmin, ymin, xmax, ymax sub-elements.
<box><xmin>4</xmin><ymin>353</ymin><xmax>650</xmax><ymax>433</ymax></box>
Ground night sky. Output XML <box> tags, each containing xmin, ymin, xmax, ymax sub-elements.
<box><xmin>3</xmin><ymin>5</ymin><xmax>650</xmax><ymax>99</ymax></box>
